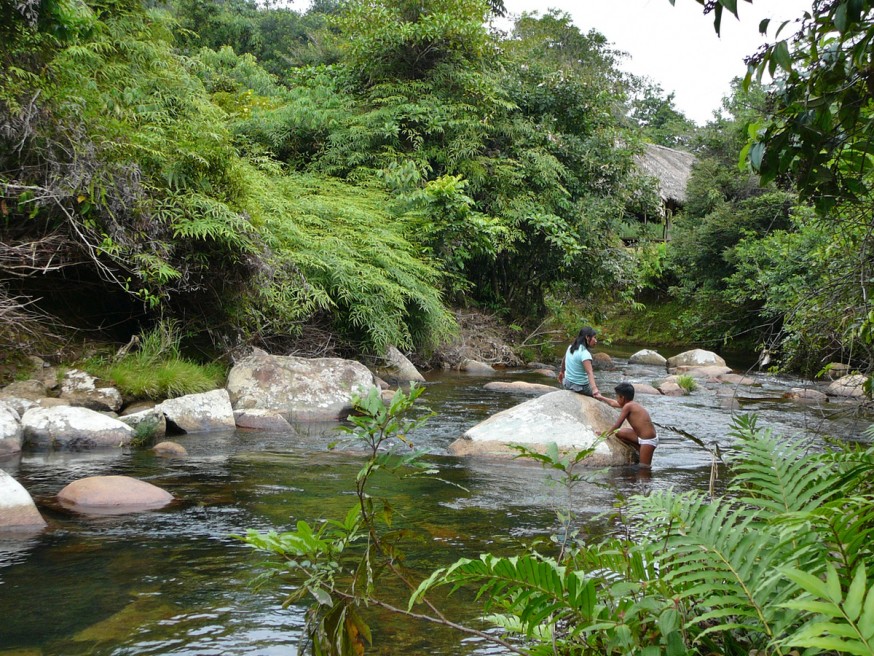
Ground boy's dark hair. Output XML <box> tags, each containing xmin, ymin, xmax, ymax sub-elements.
<box><xmin>615</xmin><ymin>382</ymin><xmax>635</xmax><ymax>401</ymax></box>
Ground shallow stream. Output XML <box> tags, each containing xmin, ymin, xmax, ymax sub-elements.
<box><xmin>0</xmin><ymin>352</ymin><xmax>870</xmax><ymax>655</ymax></box>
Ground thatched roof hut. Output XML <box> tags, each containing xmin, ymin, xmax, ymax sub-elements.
<box><xmin>635</xmin><ymin>143</ymin><xmax>696</xmax><ymax>208</ymax></box>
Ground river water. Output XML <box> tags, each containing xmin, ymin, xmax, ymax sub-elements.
<box><xmin>0</xmin><ymin>354</ymin><xmax>870</xmax><ymax>655</ymax></box>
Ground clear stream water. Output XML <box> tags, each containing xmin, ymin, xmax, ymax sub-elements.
<box><xmin>0</xmin><ymin>352</ymin><xmax>870</xmax><ymax>655</ymax></box>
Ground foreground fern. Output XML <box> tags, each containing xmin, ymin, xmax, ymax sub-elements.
<box><xmin>413</xmin><ymin>415</ymin><xmax>874</xmax><ymax>656</ymax></box>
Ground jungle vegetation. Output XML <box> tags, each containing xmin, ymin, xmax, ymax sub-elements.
<box><xmin>1</xmin><ymin>0</ymin><xmax>872</xmax><ymax>382</ymax></box>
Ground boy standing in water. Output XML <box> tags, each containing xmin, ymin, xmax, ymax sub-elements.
<box><xmin>597</xmin><ymin>382</ymin><xmax>658</xmax><ymax>467</ymax></box>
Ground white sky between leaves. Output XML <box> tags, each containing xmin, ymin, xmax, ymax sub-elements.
<box><xmin>498</xmin><ymin>0</ymin><xmax>813</xmax><ymax>125</ymax></box>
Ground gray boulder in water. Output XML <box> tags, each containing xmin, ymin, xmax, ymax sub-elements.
<box><xmin>449</xmin><ymin>391</ymin><xmax>636</xmax><ymax>465</ymax></box>
<box><xmin>226</xmin><ymin>352</ymin><xmax>378</xmax><ymax>421</ymax></box>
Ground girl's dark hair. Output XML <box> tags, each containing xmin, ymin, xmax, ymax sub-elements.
<box><xmin>569</xmin><ymin>326</ymin><xmax>597</xmax><ymax>354</ymax></box>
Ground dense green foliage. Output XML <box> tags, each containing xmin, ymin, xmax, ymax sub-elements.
<box><xmin>3</xmin><ymin>0</ymin><xmax>872</xmax><ymax>378</ymax></box>
<box><xmin>642</xmin><ymin>0</ymin><xmax>874</xmax><ymax>376</ymax></box>
<box><xmin>1</xmin><ymin>0</ymin><xmax>666</xmax><ymax>363</ymax></box>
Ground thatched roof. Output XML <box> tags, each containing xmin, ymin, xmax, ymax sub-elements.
<box><xmin>635</xmin><ymin>143</ymin><xmax>696</xmax><ymax>205</ymax></box>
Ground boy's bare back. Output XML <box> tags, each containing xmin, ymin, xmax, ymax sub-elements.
<box><xmin>622</xmin><ymin>401</ymin><xmax>656</xmax><ymax>439</ymax></box>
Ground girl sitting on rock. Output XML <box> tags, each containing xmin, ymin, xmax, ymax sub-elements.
<box><xmin>557</xmin><ymin>326</ymin><xmax>602</xmax><ymax>398</ymax></box>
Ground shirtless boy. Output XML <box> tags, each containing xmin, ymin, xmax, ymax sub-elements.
<box><xmin>596</xmin><ymin>382</ymin><xmax>658</xmax><ymax>467</ymax></box>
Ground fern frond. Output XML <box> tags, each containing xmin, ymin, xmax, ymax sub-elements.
<box><xmin>726</xmin><ymin>416</ymin><xmax>840</xmax><ymax>515</ymax></box>
<box><xmin>629</xmin><ymin>489</ymin><xmax>800</xmax><ymax>647</ymax></box>
<box><xmin>410</xmin><ymin>553</ymin><xmax>597</xmax><ymax>636</ymax></box>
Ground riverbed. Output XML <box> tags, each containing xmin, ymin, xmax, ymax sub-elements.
<box><xmin>0</xmin><ymin>355</ymin><xmax>870</xmax><ymax>655</ymax></box>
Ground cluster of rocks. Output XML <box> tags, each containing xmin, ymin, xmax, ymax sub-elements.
<box><xmin>449</xmin><ymin>347</ymin><xmax>869</xmax><ymax>458</ymax></box>
<box><xmin>0</xmin><ymin>347</ymin><xmax>424</xmax><ymax>531</ymax></box>
<box><xmin>1</xmin><ymin>345</ymin><xmax>867</xmax><ymax>531</ymax></box>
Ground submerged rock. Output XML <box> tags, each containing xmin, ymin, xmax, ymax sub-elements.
<box><xmin>153</xmin><ymin>441</ymin><xmax>187</xmax><ymax>456</ymax></box>
<box><xmin>449</xmin><ymin>391</ymin><xmax>636</xmax><ymax>465</ymax></box>
<box><xmin>57</xmin><ymin>475</ymin><xmax>173</xmax><ymax>513</ymax></box>
<box><xmin>233</xmin><ymin>409</ymin><xmax>293</xmax><ymax>431</ymax></box>
<box><xmin>483</xmin><ymin>381</ymin><xmax>558</xmax><ymax>396</ymax></box>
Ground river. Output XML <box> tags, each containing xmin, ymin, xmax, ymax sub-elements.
<box><xmin>0</xmin><ymin>354</ymin><xmax>870</xmax><ymax>655</ymax></box>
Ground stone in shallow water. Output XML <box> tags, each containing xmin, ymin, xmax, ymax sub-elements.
<box><xmin>57</xmin><ymin>475</ymin><xmax>173</xmax><ymax>514</ymax></box>
<box><xmin>449</xmin><ymin>390</ymin><xmax>636</xmax><ymax>465</ymax></box>
<box><xmin>0</xmin><ymin>469</ymin><xmax>46</xmax><ymax>529</ymax></box>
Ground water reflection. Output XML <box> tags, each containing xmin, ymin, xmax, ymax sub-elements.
<box><xmin>0</xmin><ymin>359</ymin><xmax>870</xmax><ymax>655</ymax></box>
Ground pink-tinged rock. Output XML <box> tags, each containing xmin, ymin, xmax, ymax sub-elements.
<box><xmin>57</xmin><ymin>475</ymin><xmax>173</xmax><ymax>513</ymax></box>
<box><xmin>153</xmin><ymin>441</ymin><xmax>187</xmax><ymax>456</ymax></box>
<box><xmin>0</xmin><ymin>469</ymin><xmax>46</xmax><ymax>529</ymax></box>
<box><xmin>717</xmin><ymin>373</ymin><xmax>758</xmax><ymax>386</ymax></box>
<box><xmin>632</xmin><ymin>383</ymin><xmax>661</xmax><ymax>395</ymax></box>
<box><xmin>483</xmin><ymin>381</ymin><xmax>557</xmax><ymax>396</ymax></box>
<box><xmin>658</xmin><ymin>381</ymin><xmax>686</xmax><ymax>396</ymax></box>
<box><xmin>784</xmin><ymin>388</ymin><xmax>828</xmax><ymax>403</ymax></box>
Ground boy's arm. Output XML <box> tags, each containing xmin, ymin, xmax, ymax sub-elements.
<box><xmin>609</xmin><ymin>404</ymin><xmax>631</xmax><ymax>433</ymax></box>
<box><xmin>597</xmin><ymin>394</ymin><xmax>620</xmax><ymax>408</ymax></box>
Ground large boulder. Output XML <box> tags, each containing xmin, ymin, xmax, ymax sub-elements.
<box><xmin>159</xmin><ymin>389</ymin><xmax>236</xmax><ymax>433</ymax></box>
<box><xmin>57</xmin><ymin>475</ymin><xmax>173</xmax><ymax>513</ymax></box>
<box><xmin>672</xmin><ymin>364</ymin><xmax>733</xmax><ymax>378</ymax></box>
<box><xmin>118</xmin><ymin>407</ymin><xmax>167</xmax><ymax>440</ymax></box>
<box><xmin>0</xmin><ymin>379</ymin><xmax>47</xmax><ymax>401</ymax></box>
<box><xmin>226</xmin><ymin>352</ymin><xmax>378</xmax><ymax>421</ymax></box>
<box><xmin>21</xmin><ymin>406</ymin><xmax>133</xmax><ymax>449</ymax></box>
<box><xmin>667</xmin><ymin>349</ymin><xmax>727</xmax><ymax>369</ymax></box>
<box><xmin>374</xmin><ymin>346</ymin><xmax>425</xmax><ymax>384</ymax></box>
<box><xmin>448</xmin><ymin>391</ymin><xmax>636</xmax><ymax>465</ymax></box>
<box><xmin>826</xmin><ymin>374</ymin><xmax>867</xmax><ymax>398</ymax></box>
<box><xmin>592</xmin><ymin>352</ymin><xmax>615</xmax><ymax>371</ymax></box>
<box><xmin>0</xmin><ymin>469</ymin><xmax>46</xmax><ymax>528</ymax></box>
<box><xmin>628</xmin><ymin>349</ymin><xmax>667</xmax><ymax>366</ymax></box>
<box><xmin>0</xmin><ymin>403</ymin><xmax>23</xmax><ymax>456</ymax></box>
<box><xmin>459</xmin><ymin>359</ymin><xmax>495</xmax><ymax>374</ymax></box>
<box><xmin>59</xmin><ymin>369</ymin><xmax>123</xmax><ymax>412</ymax></box>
